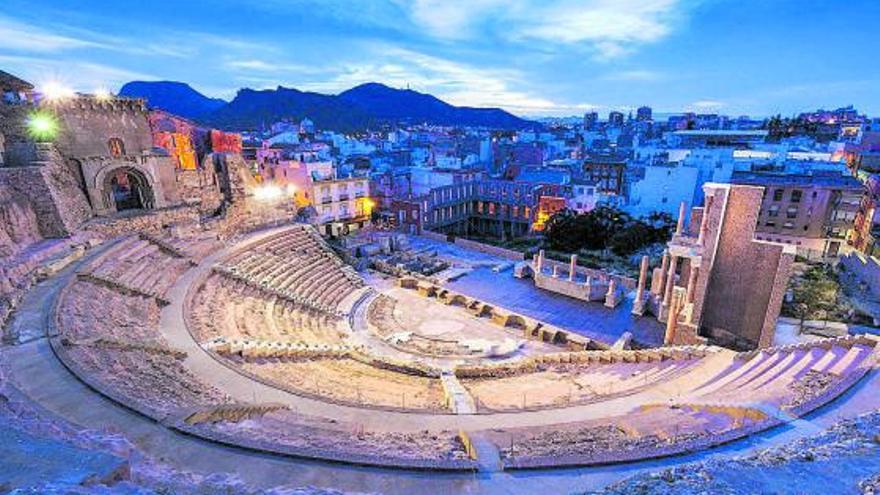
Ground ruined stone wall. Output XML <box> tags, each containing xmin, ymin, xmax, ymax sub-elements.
<box><xmin>175</xmin><ymin>167</ymin><xmax>223</xmax><ymax>214</ymax></box>
<box><xmin>699</xmin><ymin>186</ymin><xmax>793</xmax><ymax>348</ymax></box>
<box><xmin>0</xmin><ymin>102</ymin><xmax>29</xmax><ymax>150</ymax></box>
<box><xmin>52</xmin><ymin>97</ymin><xmax>153</xmax><ymax>159</ymax></box>
<box><xmin>452</xmin><ymin>238</ymin><xmax>525</xmax><ymax>261</ymax></box>
<box><xmin>540</xmin><ymin>256</ymin><xmax>637</xmax><ymax>290</ymax></box>
<box><xmin>0</xmin><ymin>146</ymin><xmax>92</xmax><ymax>238</ymax></box>
<box><xmin>0</xmin><ymin>184</ymin><xmax>41</xmax><ymax>258</ymax></box>
<box><xmin>82</xmin><ymin>205</ymin><xmax>201</xmax><ymax>239</ymax></box>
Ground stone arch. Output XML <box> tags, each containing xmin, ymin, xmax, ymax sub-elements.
<box><xmin>95</xmin><ymin>164</ymin><xmax>156</xmax><ymax>213</ymax></box>
<box><xmin>504</xmin><ymin>314</ymin><xmax>527</xmax><ymax>329</ymax></box>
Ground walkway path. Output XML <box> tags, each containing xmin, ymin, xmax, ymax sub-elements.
<box><xmin>440</xmin><ymin>370</ymin><xmax>476</xmax><ymax>414</ymax></box>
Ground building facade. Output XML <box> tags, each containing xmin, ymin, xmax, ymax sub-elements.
<box><xmin>732</xmin><ymin>171</ymin><xmax>863</xmax><ymax>258</ymax></box>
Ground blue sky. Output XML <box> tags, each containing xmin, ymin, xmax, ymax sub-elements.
<box><xmin>1</xmin><ymin>1</ymin><xmax>878</xmax><ymax>117</ymax></box>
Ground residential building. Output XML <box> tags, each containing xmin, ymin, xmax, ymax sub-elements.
<box><xmin>732</xmin><ymin>171</ymin><xmax>863</xmax><ymax>258</ymax></box>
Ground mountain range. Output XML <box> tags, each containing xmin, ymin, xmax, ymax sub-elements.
<box><xmin>118</xmin><ymin>81</ymin><xmax>538</xmax><ymax>132</ymax></box>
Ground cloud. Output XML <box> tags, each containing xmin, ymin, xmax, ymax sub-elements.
<box><xmin>397</xmin><ymin>0</ymin><xmax>689</xmax><ymax>59</ymax></box>
<box><xmin>0</xmin><ymin>15</ymin><xmax>108</xmax><ymax>52</ymax></box>
<box><xmin>688</xmin><ymin>99</ymin><xmax>725</xmax><ymax>111</ymax></box>
<box><xmin>293</xmin><ymin>46</ymin><xmax>594</xmax><ymax>116</ymax></box>
<box><xmin>0</xmin><ymin>54</ymin><xmax>157</xmax><ymax>93</ymax></box>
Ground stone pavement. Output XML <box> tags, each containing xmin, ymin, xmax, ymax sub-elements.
<box><xmin>446</xmin><ymin>267</ymin><xmax>664</xmax><ymax>347</ymax></box>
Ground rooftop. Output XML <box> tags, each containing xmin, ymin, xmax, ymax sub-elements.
<box><xmin>731</xmin><ymin>171</ymin><xmax>864</xmax><ymax>190</ymax></box>
<box><xmin>0</xmin><ymin>70</ymin><xmax>34</xmax><ymax>91</ymax></box>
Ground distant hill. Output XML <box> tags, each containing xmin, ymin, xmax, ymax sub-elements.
<box><xmin>118</xmin><ymin>81</ymin><xmax>226</xmax><ymax>119</ymax></box>
<box><xmin>203</xmin><ymin>86</ymin><xmax>376</xmax><ymax>132</ymax></box>
<box><xmin>119</xmin><ymin>80</ymin><xmax>538</xmax><ymax>132</ymax></box>
<box><xmin>338</xmin><ymin>82</ymin><xmax>533</xmax><ymax>129</ymax></box>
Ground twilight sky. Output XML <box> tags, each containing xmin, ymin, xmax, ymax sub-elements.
<box><xmin>1</xmin><ymin>0</ymin><xmax>878</xmax><ymax>117</ymax></box>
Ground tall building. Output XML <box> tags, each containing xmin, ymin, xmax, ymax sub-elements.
<box><xmin>608</xmin><ymin>111</ymin><xmax>625</xmax><ymax>127</ymax></box>
<box><xmin>582</xmin><ymin>111</ymin><xmax>598</xmax><ymax>130</ymax></box>
<box><xmin>636</xmin><ymin>106</ymin><xmax>653</xmax><ymax>122</ymax></box>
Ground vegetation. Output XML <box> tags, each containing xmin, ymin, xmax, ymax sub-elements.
<box><xmin>544</xmin><ymin>207</ymin><xmax>674</xmax><ymax>256</ymax></box>
<box><xmin>782</xmin><ymin>263</ymin><xmax>852</xmax><ymax>322</ymax></box>
<box><xmin>763</xmin><ymin>115</ymin><xmax>838</xmax><ymax>142</ymax></box>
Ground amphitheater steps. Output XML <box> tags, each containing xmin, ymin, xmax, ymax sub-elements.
<box><xmin>726</xmin><ymin>350</ymin><xmax>795</xmax><ymax>391</ymax></box>
<box><xmin>751</xmin><ymin>347</ymin><xmax>825</xmax><ymax>391</ymax></box>
<box><xmin>693</xmin><ymin>351</ymin><xmax>772</xmax><ymax>396</ymax></box>
<box><xmin>827</xmin><ymin>345</ymin><xmax>873</xmax><ymax>376</ymax></box>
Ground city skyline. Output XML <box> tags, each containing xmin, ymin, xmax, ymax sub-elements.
<box><xmin>2</xmin><ymin>1</ymin><xmax>879</xmax><ymax>118</ymax></box>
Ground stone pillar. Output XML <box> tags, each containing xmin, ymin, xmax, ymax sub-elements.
<box><xmin>675</xmin><ymin>201</ymin><xmax>686</xmax><ymax>235</ymax></box>
<box><xmin>664</xmin><ymin>292</ymin><xmax>681</xmax><ymax>345</ymax></box>
<box><xmin>686</xmin><ymin>265</ymin><xmax>699</xmax><ymax>304</ymax></box>
<box><xmin>663</xmin><ymin>255</ymin><xmax>678</xmax><ymax>307</ymax></box>
<box><xmin>569</xmin><ymin>254</ymin><xmax>578</xmax><ymax>282</ymax></box>
<box><xmin>552</xmin><ymin>265</ymin><xmax>559</xmax><ymax>278</ymax></box>
<box><xmin>536</xmin><ymin>250</ymin><xmax>545</xmax><ymax>274</ymax></box>
<box><xmin>604</xmin><ymin>278</ymin><xmax>620</xmax><ymax>308</ymax></box>
<box><xmin>698</xmin><ymin>196</ymin><xmax>713</xmax><ymax>246</ymax></box>
<box><xmin>632</xmin><ymin>255</ymin><xmax>649</xmax><ymax>316</ymax></box>
<box><xmin>656</xmin><ymin>251</ymin><xmax>670</xmax><ymax>296</ymax></box>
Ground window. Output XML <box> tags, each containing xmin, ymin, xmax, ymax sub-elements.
<box><xmin>108</xmin><ymin>138</ymin><xmax>125</xmax><ymax>157</ymax></box>
<box><xmin>786</xmin><ymin>207</ymin><xmax>798</xmax><ymax>219</ymax></box>
<box><xmin>768</xmin><ymin>205</ymin><xmax>780</xmax><ymax>217</ymax></box>
<box><xmin>765</xmin><ymin>221</ymin><xmax>776</xmax><ymax>227</ymax></box>
<box><xmin>791</xmin><ymin>189</ymin><xmax>802</xmax><ymax>203</ymax></box>
<box><xmin>773</xmin><ymin>189</ymin><xmax>784</xmax><ymax>201</ymax></box>
<box><xmin>783</xmin><ymin>222</ymin><xmax>794</xmax><ymax>229</ymax></box>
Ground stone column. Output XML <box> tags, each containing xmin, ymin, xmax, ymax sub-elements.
<box><xmin>636</xmin><ymin>255</ymin><xmax>649</xmax><ymax>300</ymax></box>
<box><xmin>698</xmin><ymin>196</ymin><xmax>713</xmax><ymax>246</ymax></box>
<box><xmin>686</xmin><ymin>265</ymin><xmax>699</xmax><ymax>304</ymax></box>
<box><xmin>656</xmin><ymin>251</ymin><xmax>670</xmax><ymax>296</ymax></box>
<box><xmin>675</xmin><ymin>201</ymin><xmax>686</xmax><ymax>235</ymax></box>
<box><xmin>664</xmin><ymin>292</ymin><xmax>680</xmax><ymax>345</ymax></box>
<box><xmin>663</xmin><ymin>255</ymin><xmax>678</xmax><ymax>307</ymax></box>
<box><xmin>536</xmin><ymin>249</ymin><xmax>545</xmax><ymax>274</ymax></box>
<box><xmin>569</xmin><ymin>254</ymin><xmax>578</xmax><ymax>282</ymax></box>
<box><xmin>552</xmin><ymin>265</ymin><xmax>559</xmax><ymax>278</ymax></box>
<box><xmin>604</xmin><ymin>278</ymin><xmax>620</xmax><ymax>308</ymax></box>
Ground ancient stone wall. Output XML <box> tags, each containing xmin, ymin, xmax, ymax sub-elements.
<box><xmin>539</xmin><ymin>256</ymin><xmax>637</xmax><ymax>290</ymax></box>
<box><xmin>452</xmin><ymin>237</ymin><xmax>525</xmax><ymax>261</ymax></box>
<box><xmin>0</xmin><ymin>148</ymin><xmax>91</xmax><ymax>238</ymax></box>
<box><xmin>699</xmin><ymin>186</ymin><xmax>794</xmax><ymax>348</ymax></box>
<box><xmin>51</xmin><ymin>97</ymin><xmax>153</xmax><ymax>159</ymax></box>
<box><xmin>0</xmin><ymin>184</ymin><xmax>41</xmax><ymax>258</ymax></box>
<box><xmin>81</xmin><ymin>205</ymin><xmax>201</xmax><ymax>239</ymax></box>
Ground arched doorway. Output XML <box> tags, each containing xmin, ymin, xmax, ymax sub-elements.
<box><xmin>104</xmin><ymin>167</ymin><xmax>154</xmax><ymax>212</ymax></box>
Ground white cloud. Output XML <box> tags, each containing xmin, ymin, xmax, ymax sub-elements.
<box><xmin>0</xmin><ymin>15</ymin><xmax>107</xmax><ymax>52</ymax></box>
<box><xmin>295</xmin><ymin>46</ymin><xmax>594</xmax><ymax>116</ymax></box>
<box><xmin>0</xmin><ymin>54</ymin><xmax>157</xmax><ymax>93</ymax></box>
<box><xmin>397</xmin><ymin>0</ymin><xmax>688</xmax><ymax>60</ymax></box>
<box><xmin>688</xmin><ymin>99</ymin><xmax>725</xmax><ymax>111</ymax></box>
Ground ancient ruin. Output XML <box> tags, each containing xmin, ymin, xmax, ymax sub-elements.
<box><xmin>0</xmin><ymin>69</ymin><xmax>878</xmax><ymax>494</ymax></box>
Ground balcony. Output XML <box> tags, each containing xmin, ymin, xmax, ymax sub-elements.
<box><xmin>321</xmin><ymin>196</ymin><xmax>333</xmax><ymax>204</ymax></box>
<box><xmin>338</xmin><ymin>194</ymin><xmax>350</xmax><ymax>201</ymax></box>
